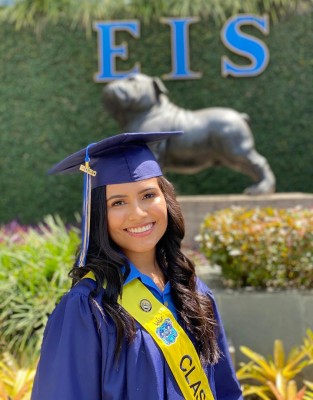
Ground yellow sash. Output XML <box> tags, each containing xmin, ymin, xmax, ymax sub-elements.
<box><xmin>84</xmin><ymin>272</ymin><xmax>214</xmax><ymax>400</ymax></box>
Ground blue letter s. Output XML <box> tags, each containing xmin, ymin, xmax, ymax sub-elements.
<box><xmin>221</xmin><ymin>14</ymin><xmax>270</xmax><ymax>77</ymax></box>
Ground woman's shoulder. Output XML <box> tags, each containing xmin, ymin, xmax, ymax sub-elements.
<box><xmin>55</xmin><ymin>277</ymin><xmax>100</xmax><ymax>307</ymax></box>
<box><xmin>70</xmin><ymin>276</ymin><xmax>99</xmax><ymax>297</ymax></box>
<box><xmin>47</xmin><ymin>278</ymin><xmax>104</xmax><ymax>328</ymax></box>
<box><xmin>195</xmin><ymin>276</ymin><xmax>215</xmax><ymax>299</ymax></box>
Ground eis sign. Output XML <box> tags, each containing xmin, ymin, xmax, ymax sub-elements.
<box><xmin>94</xmin><ymin>15</ymin><xmax>270</xmax><ymax>82</ymax></box>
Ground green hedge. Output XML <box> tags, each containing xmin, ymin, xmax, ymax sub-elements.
<box><xmin>198</xmin><ymin>207</ymin><xmax>313</xmax><ymax>289</ymax></box>
<box><xmin>0</xmin><ymin>11</ymin><xmax>312</xmax><ymax>224</ymax></box>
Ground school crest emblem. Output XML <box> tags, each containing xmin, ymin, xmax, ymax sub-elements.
<box><xmin>156</xmin><ymin>318</ymin><xmax>178</xmax><ymax>345</ymax></box>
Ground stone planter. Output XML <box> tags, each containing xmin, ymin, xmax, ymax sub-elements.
<box><xmin>197</xmin><ymin>266</ymin><xmax>313</xmax><ymax>378</ymax></box>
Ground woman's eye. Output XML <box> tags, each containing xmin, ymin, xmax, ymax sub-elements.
<box><xmin>143</xmin><ymin>192</ymin><xmax>156</xmax><ymax>199</ymax></box>
<box><xmin>111</xmin><ymin>200</ymin><xmax>125</xmax><ymax>207</ymax></box>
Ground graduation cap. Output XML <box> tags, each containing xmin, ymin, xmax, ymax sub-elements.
<box><xmin>49</xmin><ymin>131</ymin><xmax>182</xmax><ymax>267</ymax></box>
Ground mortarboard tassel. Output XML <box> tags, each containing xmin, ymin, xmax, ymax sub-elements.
<box><xmin>77</xmin><ymin>144</ymin><xmax>96</xmax><ymax>267</ymax></box>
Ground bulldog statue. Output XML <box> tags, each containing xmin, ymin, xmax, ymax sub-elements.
<box><xmin>103</xmin><ymin>73</ymin><xmax>276</xmax><ymax>194</ymax></box>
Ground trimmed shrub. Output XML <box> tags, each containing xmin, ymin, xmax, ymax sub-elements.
<box><xmin>197</xmin><ymin>207</ymin><xmax>313</xmax><ymax>289</ymax></box>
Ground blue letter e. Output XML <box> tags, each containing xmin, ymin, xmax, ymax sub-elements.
<box><xmin>94</xmin><ymin>21</ymin><xmax>140</xmax><ymax>82</ymax></box>
<box><xmin>221</xmin><ymin>14</ymin><xmax>270</xmax><ymax>77</ymax></box>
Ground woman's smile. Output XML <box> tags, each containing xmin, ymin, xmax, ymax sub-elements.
<box><xmin>125</xmin><ymin>222</ymin><xmax>155</xmax><ymax>236</ymax></box>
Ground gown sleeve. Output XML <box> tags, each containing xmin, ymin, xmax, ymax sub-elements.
<box><xmin>210</xmin><ymin>293</ymin><xmax>243</xmax><ymax>400</ymax></box>
<box><xmin>31</xmin><ymin>285</ymin><xmax>102</xmax><ymax>400</ymax></box>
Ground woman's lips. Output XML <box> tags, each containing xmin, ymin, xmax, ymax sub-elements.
<box><xmin>125</xmin><ymin>222</ymin><xmax>155</xmax><ymax>236</ymax></box>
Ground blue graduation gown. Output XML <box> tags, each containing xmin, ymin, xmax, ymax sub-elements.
<box><xmin>31</xmin><ymin>277</ymin><xmax>243</xmax><ymax>399</ymax></box>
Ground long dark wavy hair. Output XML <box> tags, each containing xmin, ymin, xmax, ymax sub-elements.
<box><xmin>70</xmin><ymin>176</ymin><xmax>220</xmax><ymax>364</ymax></box>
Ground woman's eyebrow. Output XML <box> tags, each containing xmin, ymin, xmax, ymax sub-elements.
<box><xmin>106</xmin><ymin>187</ymin><xmax>157</xmax><ymax>202</ymax></box>
<box><xmin>106</xmin><ymin>194</ymin><xmax>127</xmax><ymax>202</ymax></box>
<box><xmin>138</xmin><ymin>187</ymin><xmax>156</xmax><ymax>194</ymax></box>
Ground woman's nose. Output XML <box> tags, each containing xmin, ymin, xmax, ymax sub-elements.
<box><xmin>128</xmin><ymin>202</ymin><xmax>147</xmax><ymax>220</ymax></box>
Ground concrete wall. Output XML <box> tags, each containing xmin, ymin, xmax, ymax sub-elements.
<box><xmin>198</xmin><ymin>270</ymin><xmax>313</xmax><ymax>377</ymax></box>
<box><xmin>216</xmin><ymin>290</ymin><xmax>312</xmax><ymax>359</ymax></box>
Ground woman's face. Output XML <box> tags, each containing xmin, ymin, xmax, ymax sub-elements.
<box><xmin>106</xmin><ymin>177</ymin><xmax>168</xmax><ymax>262</ymax></box>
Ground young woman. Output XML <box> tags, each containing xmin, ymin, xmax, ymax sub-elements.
<box><xmin>31</xmin><ymin>131</ymin><xmax>242</xmax><ymax>400</ymax></box>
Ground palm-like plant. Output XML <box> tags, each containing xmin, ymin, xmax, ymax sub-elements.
<box><xmin>0</xmin><ymin>0</ymin><xmax>125</xmax><ymax>35</ymax></box>
<box><xmin>0</xmin><ymin>0</ymin><xmax>311</xmax><ymax>34</ymax></box>
<box><xmin>302</xmin><ymin>330</ymin><xmax>313</xmax><ymax>400</ymax></box>
<box><xmin>237</xmin><ymin>331</ymin><xmax>313</xmax><ymax>399</ymax></box>
<box><xmin>303</xmin><ymin>382</ymin><xmax>313</xmax><ymax>400</ymax></box>
<box><xmin>0</xmin><ymin>352</ymin><xmax>36</xmax><ymax>400</ymax></box>
<box><xmin>303</xmin><ymin>329</ymin><xmax>313</xmax><ymax>361</ymax></box>
<box><xmin>0</xmin><ymin>215</ymin><xmax>80</xmax><ymax>364</ymax></box>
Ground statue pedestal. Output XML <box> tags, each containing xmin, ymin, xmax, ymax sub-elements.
<box><xmin>178</xmin><ymin>192</ymin><xmax>313</xmax><ymax>247</ymax></box>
